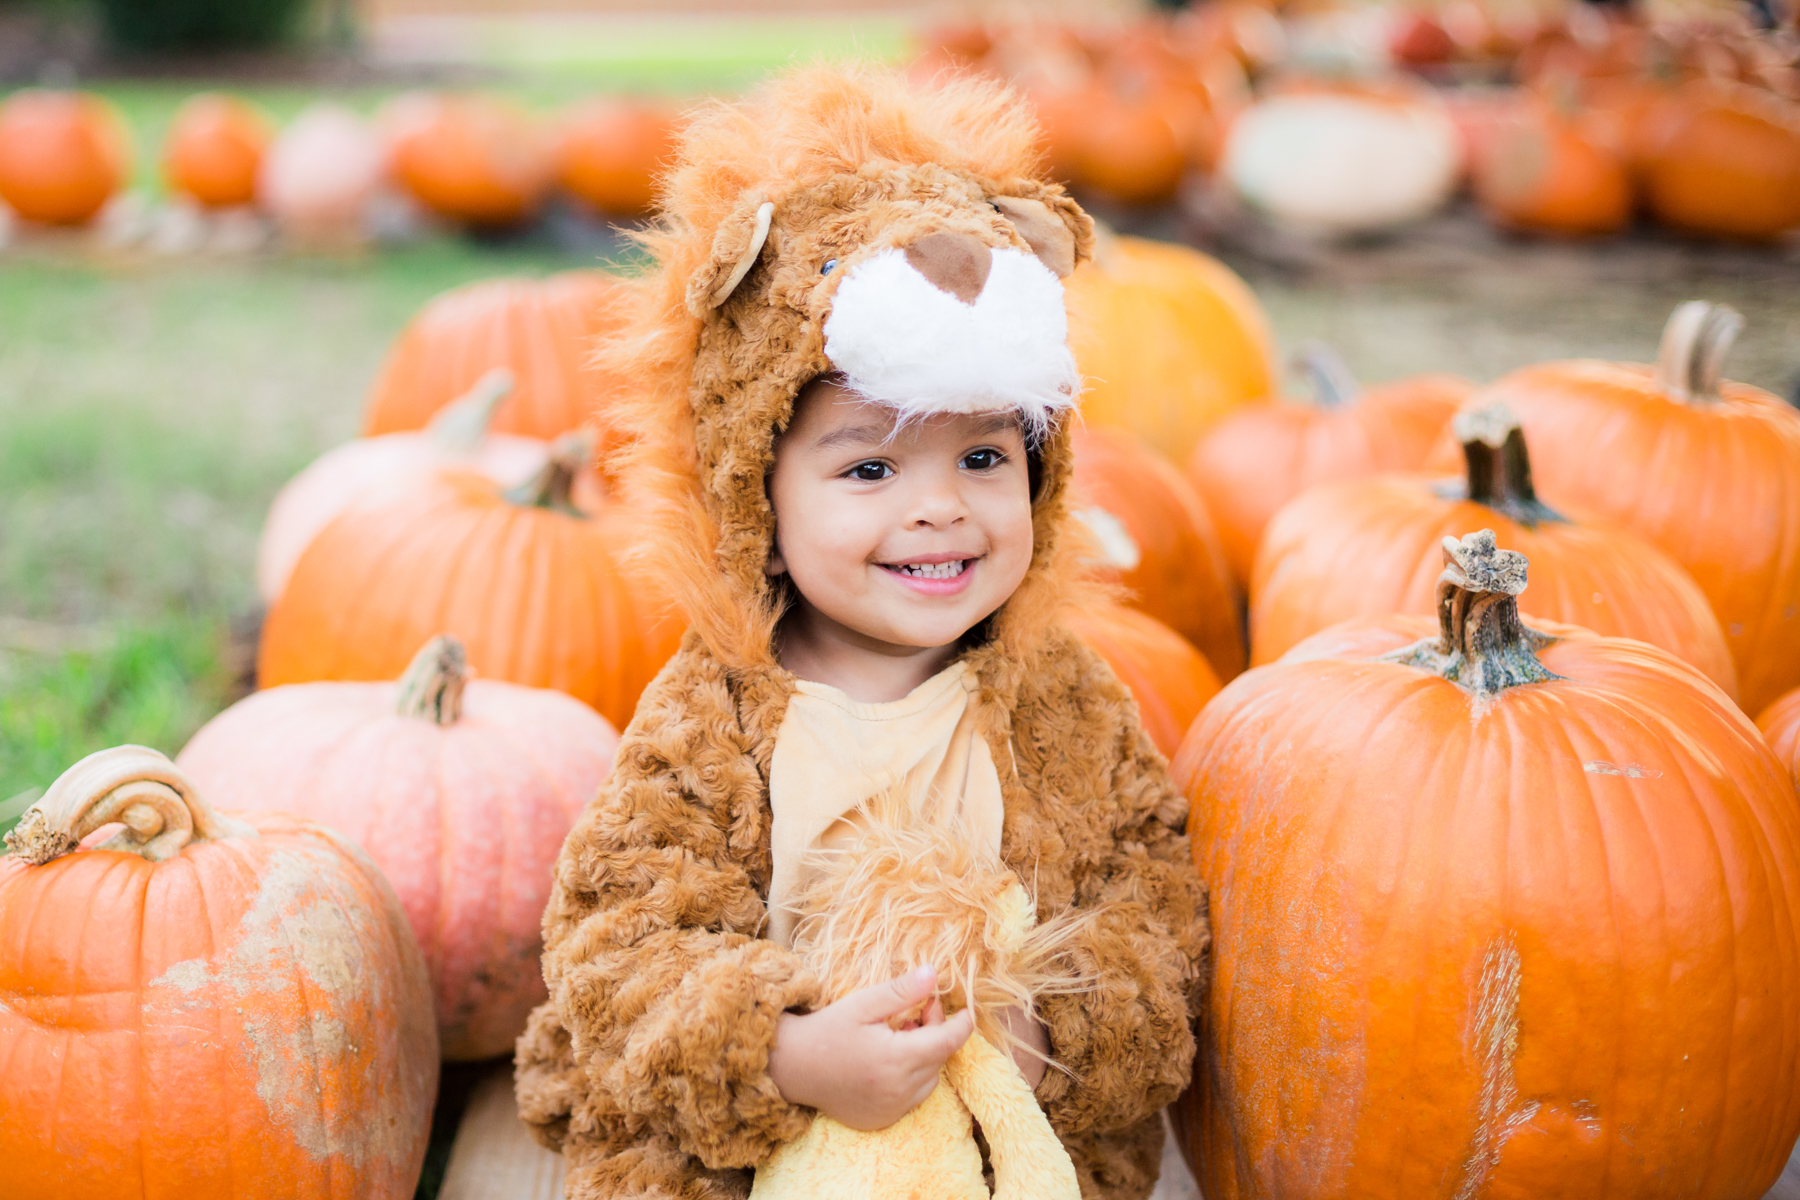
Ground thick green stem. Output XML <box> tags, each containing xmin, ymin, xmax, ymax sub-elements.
<box><xmin>1448</xmin><ymin>402</ymin><xmax>1561</xmax><ymax>529</ymax></box>
<box><xmin>426</xmin><ymin>367</ymin><xmax>516</xmax><ymax>456</ymax></box>
<box><xmin>1654</xmin><ymin>300</ymin><xmax>1744</xmax><ymax>405</ymax></box>
<box><xmin>504</xmin><ymin>429</ymin><xmax>595</xmax><ymax>515</ymax></box>
<box><xmin>1383</xmin><ymin>530</ymin><xmax>1561</xmax><ymax>698</ymax></box>
<box><xmin>4</xmin><ymin>746</ymin><xmax>255</xmax><ymax>865</ymax></box>
<box><xmin>395</xmin><ymin>635</ymin><xmax>468</xmax><ymax>725</ymax></box>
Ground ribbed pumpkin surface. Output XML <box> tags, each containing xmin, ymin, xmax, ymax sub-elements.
<box><xmin>1759</xmin><ymin>687</ymin><xmax>1800</xmax><ymax>788</ymax></box>
<box><xmin>1067</xmin><ymin>605</ymin><xmax>1220</xmax><ymax>758</ymax></box>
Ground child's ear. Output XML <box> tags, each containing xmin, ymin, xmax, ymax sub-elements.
<box><xmin>991</xmin><ymin>194</ymin><xmax>1094</xmax><ymax>279</ymax></box>
<box><xmin>686</xmin><ymin>194</ymin><xmax>775</xmax><ymax>316</ymax></box>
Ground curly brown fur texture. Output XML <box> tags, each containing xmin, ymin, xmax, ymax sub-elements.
<box><xmin>517</xmin><ymin>65</ymin><xmax>1207</xmax><ymax>1200</ymax></box>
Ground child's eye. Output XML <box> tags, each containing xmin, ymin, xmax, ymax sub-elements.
<box><xmin>847</xmin><ymin>460</ymin><xmax>891</xmax><ymax>481</ymax></box>
<box><xmin>961</xmin><ymin>447</ymin><xmax>1006</xmax><ymax>471</ymax></box>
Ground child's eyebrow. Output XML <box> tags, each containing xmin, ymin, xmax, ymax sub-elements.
<box><xmin>813</xmin><ymin>423</ymin><xmax>894</xmax><ymax>451</ymax></box>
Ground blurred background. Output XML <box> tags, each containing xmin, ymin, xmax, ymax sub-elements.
<box><xmin>1</xmin><ymin>0</ymin><xmax>1797</xmax><ymax>820</ymax></box>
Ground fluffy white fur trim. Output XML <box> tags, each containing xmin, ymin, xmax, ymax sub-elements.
<box><xmin>822</xmin><ymin>246</ymin><xmax>1080</xmax><ymax>436</ymax></box>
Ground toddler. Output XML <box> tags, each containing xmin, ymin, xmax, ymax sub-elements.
<box><xmin>516</xmin><ymin>66</ymin><xmax>1208</xmax><ymax>1200</ymax></box>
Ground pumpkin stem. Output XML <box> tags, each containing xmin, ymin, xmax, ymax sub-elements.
<box><xmin>1654</xmin><ymin>300</ymin><xmax>1743</xmax><ymax>405</ymax></box>
<box><xmin>3</xmin><ymin>746</ymin><xmax>256</xmax><ymax>866</ymax></box>
<box><xmin>1382</xmin><ymin>530</ymin><xmax>1561</xmax><ymax>697</ymax></box>
<box><xmin>1292</xmin><ymin>342</ymin><xmax>1360</xmax><ymax>410</ymax></box>
<box><xmin>395</xmin><ymin>635</ymin><xmax>468</xmax><ymax>725</ymax></box>
<box><xmin>504</xmin><ymin>429</ymin><xmax>595</xmax><ymax>515</ymax></box>
<box><xmin>1451</xmin><ymin>402</ymin><xmax>1562</xmax><ymax>528</ymax></box>
<box><xmin>426</xmin><ymin>367</ymin><xmax>515</xmax><ymax>456</ymax></box>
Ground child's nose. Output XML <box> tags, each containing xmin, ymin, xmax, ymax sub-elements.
<box><xmin>907</xmin><ymin>477</ymin><xmax>969</xmax><ymax>527</ymax></box>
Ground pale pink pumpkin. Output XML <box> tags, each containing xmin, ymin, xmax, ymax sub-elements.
<box><xmin>176</xmin><ymin>636</ymin><xmax>618</xmax><ymax>1061</ymax></box>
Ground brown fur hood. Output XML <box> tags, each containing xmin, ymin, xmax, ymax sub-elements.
<box><xmin>598</xmin><ymin>65</ymin><xmax>1099</xmax><ymax>672</ymax></box>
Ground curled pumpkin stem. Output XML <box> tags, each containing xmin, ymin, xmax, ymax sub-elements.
<box><xmin>5</xmin><ymin>745</ymin><xmax>255</xmax><ymax>865</ymax></box>
<box><xmin>425</xmin><ymin>366</ymin><xmax>515</xmax><ymax>455</ymax></box>
<box><xmin>396</xmin><ymin>635</ymin><xmax>469</xmax><ymax>725</ymax></box>
<box><xmin>1383</xmin><ymin>530</ymin><xmax>1561</xmax><ymax>697</ymax></box>
<box><xmin>1655</xmin><ymin>300</ymin><xmax>1744</xmax><ymax>405</ymax></box>
<box><xmin>506</xmin><ymin>428</ymin><xmax>596</xmax><ymax>515</ymax></box>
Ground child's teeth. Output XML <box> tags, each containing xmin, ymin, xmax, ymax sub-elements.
<box><xmin>900</xmin><ymin>560</ymin><xmax>964</xmax><ymax>579</ymax></box>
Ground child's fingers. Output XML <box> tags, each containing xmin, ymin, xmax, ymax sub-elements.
<box><xmin>843</xmin><ymin>965</ymin><xmax>938</xmax><ymax>1024</ymax></box>
<box><xmin>923</xmin><ymin>996</ymin><xmax>944</xmax><ymax>1026</ymax></box>
<box><xmin>897</xmin><ymin>1005</ymin><xmax>973</xmax><ymax>1067</ymax></box>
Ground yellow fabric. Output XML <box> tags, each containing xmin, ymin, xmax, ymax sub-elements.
<box><xmin>767</xmin><ymin>661</ymin><xmax>1005</xmax><ymax>946</ymax></box>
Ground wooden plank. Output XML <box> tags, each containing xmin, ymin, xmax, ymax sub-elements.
<box><xmin>438</xmin><ymin>1065</ymin><xmax>565</xmax><ymax>1200</ymax></box>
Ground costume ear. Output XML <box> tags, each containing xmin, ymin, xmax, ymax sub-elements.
<box><xmin>685</xmin><ymin>196</ymin><xmax>775</xmax><ymax>316</ymax></box>
<box><xmin>991</xmin><ymin>194</ymin><xmax>1091</xmax><ymax>279</ymax></box>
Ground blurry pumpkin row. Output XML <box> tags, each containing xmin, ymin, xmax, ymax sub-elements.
<box><xmin>0</xmin><ymin>87</ymin><xmax>681</xmax><ymax>241</ymax></box>
<box><xmin>921</xmin><ymin>8</ymin><xmax>1800</xmax><ymax>241</ymax></box>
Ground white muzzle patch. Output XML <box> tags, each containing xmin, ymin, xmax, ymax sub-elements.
<box><xmin>821</xmin><ymin>245</ymin><xmax>1081</xmax><ymax>436</ymax></box>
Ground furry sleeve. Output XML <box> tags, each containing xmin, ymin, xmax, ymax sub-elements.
<box><xmin>1012</xmin><ymin>634</ymin><xmax>1210</xmax><ymax>1140</ymax></box>
<box><xmin>517</xmin><ymin>643</ymin><xmax>821</xmax><ymax>1170</ymax></box>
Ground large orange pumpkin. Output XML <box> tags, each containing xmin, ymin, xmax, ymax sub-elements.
<box><xmin>1173</xmin><ymin>532</ymin><xmax>1800</xmax><ymax>1200</ymax></box>
<box><xmin>1250</xmin><ymin>402</ymin><xmax>1738</xmax><ymax>697</ymax></box>
<box><xmin>362</xmin><ymin>271</ymin><xmax>632</xmax><ymax>446</ymax></box>
<box><xmin>1064</xmin><ymin>233</ymin><xmax>1278</xmax><ymax>464</ymax></box>
<box><xmin>258</xmin><ymin>435</ymin><xmax>684</xmax><ymax>730</ymax></box>
<box><xmin>1066</xmin><ymin>604</ymin><xmax>1220</xmax><ymax>759</ymax></box>
<box><xmin>0</xmin><ymin>746</ymin><xmax>438</xmax><ymax>1199</ymax></box>
<box><xmin>1071</xmin><ymin>424</ymin><xmax>1244</xmax><ymax>681</ymax></box>
<box><xmin>162</xmin><ymin>92</ymin><xmax>273</xmax><ymax>209</ymax></box>
<box><xmin>1639</xmin><ymin>80</ymin><xmax>1800</xmax><ymax>241</ymax></box>
<box><xmin>259</xmin><ymin>370</ymin><xmax>548</xmax><ymax>603</ymax></box>
<box><xmin>1475</xmin><ymin>94</ymin><xmax>1632</xmax><ymax>236</ymax></box>
<box><xmin>555</xmin><ymin>97</ymin><xmax>678</xmax><ymax>218</ymax></box>
<box><xmin>1759</xmin><ymin>687</ymin><xmax>1800</xmax><ymax>788</ymax></box>
<box><xmin>1463</xmin><ymin>301</ymin><xmax>1800</xmax><ymax>713</ymax></box>
<box><xmin>382</xmin><ymin>91</ymin><xmax>553</xmax><ymax>227</ymax></box>
<box><xmin>0</xmin><ymin>89</ymin><xmax>131</xmax><ymax>225</ymax></box>
<box><xmin>1187</xmin><ymin>346</ymin><xmax>1468</xmax><ymax>585</ymax></box>
<box><xmin>178</xmin><ymin>636</ymin><xmax>619</xmax><ymax>1060</ymax></box>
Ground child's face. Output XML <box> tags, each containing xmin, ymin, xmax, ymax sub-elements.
<box><xmin>767</xmin><ymin>377</ymin><xmax>1035</xmax><ymax>654</ymax></box>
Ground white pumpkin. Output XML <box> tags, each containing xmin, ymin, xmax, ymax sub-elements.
<box><xmin>1222</xmin><ymin>91</ymin><xmax>1460</xmax><ymax>235</ymax></box>
<box><xmin>257</xmin><ymin>103</ymin><xmax>387</xmax><ymax>236</ymax></box>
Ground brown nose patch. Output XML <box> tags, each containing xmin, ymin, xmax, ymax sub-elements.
<box><xmin>904</xmin><ymin>231</ymin><xmax>992</xmax><ymax>304</ymax></box>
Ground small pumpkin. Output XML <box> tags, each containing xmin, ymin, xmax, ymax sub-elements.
<box><xmin>1064</xmin><ymin>232</ymin><xmax>1278</xmax><ymax>464</ymax></box>
<box><xmin>258</xmin><ymin>370</ymin><xmax>548</xmax><ymax>603</ymax></box>
<box><xmin>1066</xmin><ymin>604</ymin><xmax>1220</xmax><ymax>759</ymax></box>
<box><xmin>555</xmin><ymin>97</ymin><xmax>678</xmax><ymax>218</ymax></box>
<box><xmin>362</xmin><ymin>271</ymin><xmax>633</xmax><ymax>446</ymax></box>
<box><xmin>258</xmin><ymin>433</ymin><xmax>684</xmax><ymax>730</ymax></box>
<box><xmin>1071</xmin><ymin>83</ymin><xmax>1192</xmax><ymax>206</ymax></box>
<box><xmin>1461</xmin><ymin>301</ymin><xmax>1800</xmax><ymax>713</ymax></box>
<box><xmin>0</xmin><ymin>89</ymin><xmax>131</xmax><ymax>226</ymax></box>
<box><xmin>1759</xmin><ymin>687</ymin><xmax>1800</xmax><ymax>787</ymax></box>
<box><xmin>256</xmin><ymin>102</ymin><xmax>386</xmax><ymax>240</ymax></box>
<box><xmin>1249</xmin><ymin>401</ymin><xmax>1738</xmax><ymax>696</ymax></box>
<box><xmin>1638</xmin><ymin>79</ymin><xmax>1800</xmax><ymax>242</ymax></box>
<box><xmin>1071</xmin><ymin>424</ymin><xmax>1244</xmax><ymax>682</ymax></box>
<box><xmin>382</xmin><ymin>91</ymin><xmax>553</xmax><ymax>227</ymax></box>
<box><xmin>178</xmin><ymin>636</ymin><xmax>619</xmax><ymax>1060</ymax></box>
<box><xmin>1187</xmin><ymin>345</ymin><xmax>1469</xmax><ymax>586</ymax></box>
<box><xmin>1475</xmin><ymin>93</ymin><xmax>1632</xmax><ymax>236</ymax></box>
<box><xmin>162</xmin><ymin>92</ymin><xmax>274</xmax><ymax>209</ymax></box>
<box><xmin>0</xmin><ymin>746</ymin><xmax>438</xmax><ymax>1199</ymax></box>
<box><xmin>1174</xmin><ymin>531</ymin><xmax>1800</xmax><ymax>1199</ymax></box>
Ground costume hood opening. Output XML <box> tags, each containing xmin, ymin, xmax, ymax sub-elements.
<box><xmin>600</xmin><ymin>65</ymin><xmax>1098</xmax><ymax>673</ymax></box>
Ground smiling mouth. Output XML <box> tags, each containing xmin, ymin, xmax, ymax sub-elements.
<box><xmin>882</xmin><ymin>559</ymin><xmax>970</xmax><ymax>580</ymax></box>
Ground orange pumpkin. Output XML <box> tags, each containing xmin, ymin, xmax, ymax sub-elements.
<box><xmin>259</xmin><ymin>370</ymin><xmax>548</xmax><ymax>603</ymax></box>
<box><xmin>1072</xmin><ymin>424</ymin><xmax>1243</xmax><ymax>680</ymax></box>
<box><xmin>1759</xmin><ymin>687</ymin><xmax>1800</xmax><ymax>786</ymax></box>
<box><xmin>0</xmin><ymin>746</ymin><xmax>438</xmax><ymax>1199</ymax></box>
<box><xmin>1187</xmin><ymin>346</ymin><xmax>1468</xmax><ymax>586</ymax></box>
<box><xmin>1639</xmin><ymin>80</ymin><xmax>1800</xmax><ymax>241</ymax></box>
<box><xmin>178</xmin><ymin>636</ymin><xmax>619</xmax><ymax>1060</ymax></box>
<box><xmin>1067</xmin><ymin>604</ymin><xmax>1220</xmax><ymax>758</ymax></box>
<box><xmin>1475</xmin><ymin>95</ymin><xmax>1632</xmax><ymax>235</ymax></box>
<box><xmin>258</xmin><ymin>435</ymin><xmax>683</xmax><ymax>730</ymax></box>
<box><xmin>1463</xmin><ymin>301</ymin><xmax>1800</xmax><ymax>713</ymax></box>
<box><xmin>0</xmin><ymin>89</ymin><xmax>131</xmax><ymax>225</ymax></box>
<box><xmin>556</xmin><ymin>97</ymin><xmax>678</xmax><ymax>218</ymax></box>
<box><xmin>162</xmin><ymin>92</ymin><xmax>273</xmax><ymax>209</ymax></box>
<box><xmin>1072</xmin><ymin>84</ymin><xmax>1192</xmax><ymax>205</ymax></box>
<box><xmin>382</xmin><ymin>91</ymin><xmax>553</xmax><ymax>227</ymax></box>
<box><xmin>1249</xmin><ymin>402</ymin><xmax>1738</xmax><ymax>696</ymax></box>
<box><xmin>1065</xmin><ymin>233</ymin><xmax>1278</xmax><ymax>465</ymax></box>
<box><xmin>1174</xmin><ymin>532</ymin><xmax>1800</xmax><ymax>1200</ymax></box>
<box><xmin>362</xmin><ymin>271</ymin><xmax>632</xmax><ymax>444</ymax></box>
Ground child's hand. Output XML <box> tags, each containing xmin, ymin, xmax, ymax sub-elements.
<box><xmin>768</xmin><ymin>965</ymin><xmax>973</xmax><ymax>1131</ymax></box>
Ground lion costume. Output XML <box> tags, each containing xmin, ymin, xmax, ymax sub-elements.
<box><xmin>514</xmin><ymin>66</ymin><xmax>1210</xmax><ymax>1200</ymax></box>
